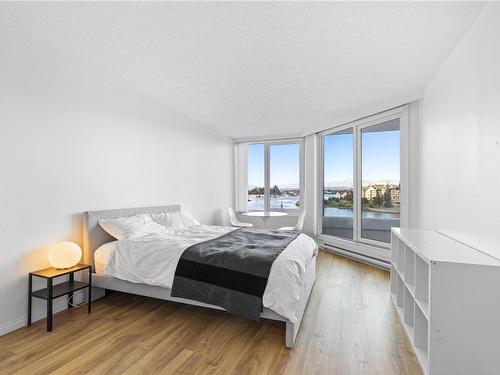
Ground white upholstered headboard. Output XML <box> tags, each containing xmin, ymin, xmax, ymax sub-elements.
<box><xmin>83</xmin><ymin>205</ymin><xmax>181</xmax><ymax>270</ymax></box>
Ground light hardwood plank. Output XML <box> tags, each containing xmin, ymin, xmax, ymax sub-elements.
<box><xmin>0</xmin><ymin>251</ymin><xmax>422</xmax><ymax>375</ymax></box>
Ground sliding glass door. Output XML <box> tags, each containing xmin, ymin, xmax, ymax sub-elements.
<box><xmin>320</xmin><ymin>112</ymin><xmax>403</xmax><ymax>248</ymax></box>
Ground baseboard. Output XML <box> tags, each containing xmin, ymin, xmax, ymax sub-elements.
<box><xmin>0</xmin><ymin>291</ymin><xmax>85</xmax><ymax>337</ymax></box>
<box><xmin>322</xmin><ymin>243</ymin><xmax>390</xmax><ymax>270</ymax></box>
<box><xmin>316</xmin><ymin>234</ymin><xmax>391</xmax><ymax>262</ymax></box>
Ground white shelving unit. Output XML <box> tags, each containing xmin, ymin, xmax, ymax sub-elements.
<box><xmin>390</xmin><ymin>228</ymin><xmax>500</xmax><ymax>375</ymax></box>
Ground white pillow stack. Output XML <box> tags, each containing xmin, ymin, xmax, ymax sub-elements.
<box><xmin>99</xmin><ymin>214</ymin><xmax>166</xmax><ymax>240</ymax></box>
<box><xmin>99</xmin><ymin>211</ymin><xmax>200</xmax><ymax>240</ymax></box>
<box><xmin>151</xmin><ymin>212</ymin><xmax>200</xmax><ymax>229</ymax></box>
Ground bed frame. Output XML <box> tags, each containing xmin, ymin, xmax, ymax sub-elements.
<box><xmin>82</xmin><ymin>205</ymin><xmax>316</xmax><ymax>348</ymax></box>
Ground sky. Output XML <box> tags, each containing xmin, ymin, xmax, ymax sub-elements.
<box><xmin>248</xmin><ymin>143</ymin><xmax>265</xmax><ymax>187</ymax></box>
<box><xmin>324</xmin><ymin>129</ymin><xmax>400</xmax><ymax>187</ymax></box>
<box><xmin>248</xmin><ymin>143</ymin><xmax>300</xmax><ymax>188</ymax></box>
<box><xmin>248</xmin><ymin>129</ymin><xmax>399</xmax><ymax>189</ymax></box>
<box><xmin>360</xmin><ymin>130</ymin><xmax>400</xmax><ymax>183</ymax></box>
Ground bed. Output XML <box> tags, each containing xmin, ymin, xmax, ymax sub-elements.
<box><xmin>83</xmin><ymin>205</ymin><xmax>317</xmax><ymax>348</ymax></box>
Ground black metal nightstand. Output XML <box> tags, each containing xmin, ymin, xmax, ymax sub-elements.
<box><xmin>28</xmin><ymin>264</ymin><xmax>92</xmax><ymax>331</ymax></box>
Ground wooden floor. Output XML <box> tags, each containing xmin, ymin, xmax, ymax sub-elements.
<box><xmin>0</xmin><ymin>251</ymin><xmax>422</xmax><ymax>375</ymax></box>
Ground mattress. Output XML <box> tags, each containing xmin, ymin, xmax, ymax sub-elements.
<box><xmin>94</xmin><ymin>224</ymin><xmax>318</xmax><ymax>322</ymax></box>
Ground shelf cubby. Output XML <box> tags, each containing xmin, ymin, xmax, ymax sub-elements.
<box><xmin>404</xmin><ymin>245</ymin><xmax>415</xmax><ymax>287</ymax></box>
<box><xmin>397</xmin><ymin>240</ymin><xmax>405</xmax><ymax>274</ymax></box>
<box><xmin>396</xmin><ymin>274</ymin><xmax>404</xmax><ymax>308</ymax></box>
<box><xmin>404</xmin><ymin>285</ymin><xmax>415</xmax><ymax>327</ymax></box>
<box><xmin>414</xmin><ymin>303</ymin><xmax>429</xmax><ymax>368</ymax></box>
<box><xmin>391</xmin><ymin>227</ymin><xmax>500</xmax><ymax>375</ymax></box>
<box><xmin>390</xmin><ymin>264</ymin><xmax>397</xmax><ymax>297</ymax></box>
<box><xmin>415</xmin><ymin>254</ymin><xmax>429</xmax><ymax>317</ymax></box>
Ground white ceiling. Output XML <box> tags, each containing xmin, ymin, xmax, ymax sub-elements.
<box><xmin>0</xmin><ymin>2</ymin><xmax>483</xmax><ymax>139</ymax></box>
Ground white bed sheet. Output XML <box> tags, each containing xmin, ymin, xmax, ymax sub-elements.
<box><xmin>94</xmin><ymin>225</ymin><xmax>317</xmax><ymax>322</ymax></box>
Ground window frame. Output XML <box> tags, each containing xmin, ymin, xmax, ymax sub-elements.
<box><xmin>317</xmin><ymin>106</ymin><xmax>409</xmax><ymax>250</ymax></box>
<box><xmin>246</xmin><ymin>139</ymin><xmax>304</xmax><ymax>214</ymax></box>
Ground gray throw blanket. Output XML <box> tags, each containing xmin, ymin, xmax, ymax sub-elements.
<box><xmin>171</xmin><ymin>228</ymin><xmax>300</xmax><ymax>321</ymax></box>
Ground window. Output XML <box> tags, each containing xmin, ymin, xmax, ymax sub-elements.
<box><xmin>247</xmin><ymin>141</ymin><xmax>302</xmax><ymax>211</ymax></box>
<box><xmin>360</xmin><ymin>119</ymin><xmax>400</xmax><ymax>243</ymax></box>
<box><xmin>322</xmin><ymin>127</ymin><xmax>354</xmax><ymax>239</ymax></box>
<box><xmin>247</xmin><ymin>144</ymin><xmax>265</xmax><ymax>211</ymax></box>
<box><xmin>270</xmin><ymin>144</ymin><xmax>301</xmax><ymax>209</ymax></box>
<box><xmin>320</xmin><ymin>111</ymin><xmax>404</xmax><ymax>246</ymax></box>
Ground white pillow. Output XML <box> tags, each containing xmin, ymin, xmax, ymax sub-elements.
<box><xmin>99</xmin><ymin>214</ymin><xmax>166</xmax><ymax>240</ymax></box>
<box><xmin>151</xmin><ymin>212</ymin><xmax>199</xmax><ymax>229</ymax></box>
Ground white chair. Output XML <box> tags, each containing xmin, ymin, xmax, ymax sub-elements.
<box><xmin>278</xmin><ymin>210</ymin><xmax>306</xmax><ymax>231</ymax></box>
<box><xmin>227</xmin><ymin>207</ymin><xmax>253</xmax><ymax>228</ymax></box>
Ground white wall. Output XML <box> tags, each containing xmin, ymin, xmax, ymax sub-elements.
<box><xmin>0</xmin><ymin>34</ymin><xmax>233</xmax><ymax>333</ymax></box>
<box><xmin>418</xmin><ymin>3</ymin><xmax>500</xmax><ymax>258</ymax></box>
<box><xmin>303</xmin><ymin>134</ymin><xmax>318</xmax><ymax>236</ymax></box>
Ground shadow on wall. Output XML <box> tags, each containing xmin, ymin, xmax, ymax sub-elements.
<box><xmin>211</xmin><ymin>208</ymin><xmax>226</xmax><ymax>226</ymax></box>
<box><xmin>18</xmin><ymin>246</ymin><xmax>50</xmax><ymax>314</ymax></box>
<box><xmin>18</xmin><ymin>245</ymin><xmax>51</xmax><ymax>291</ymax></box>
<box><xmin>71</xmin><ymin>212</ymin><xmax>84</xmax><ymax>248</ymax></box>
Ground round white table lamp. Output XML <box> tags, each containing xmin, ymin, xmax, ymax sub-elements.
<box><xmin>48</xmin><ymin>242</ymin><xmax>82</xmax><ymax>269</ymax></box>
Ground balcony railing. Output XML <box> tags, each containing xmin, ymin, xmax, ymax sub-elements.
<box><xmin>322</xmin><ymin>216</ymin><xmax>400</xmax><ymax>243</ymax></box>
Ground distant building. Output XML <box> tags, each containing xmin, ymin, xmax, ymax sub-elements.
<box><xmin>390</xmin><ymin>188</ymin><xmax>401</xmax><ymax>204</ymax></box>
<box><xmin>362</xmin><ymin>186</ymin><xmax>377</xmax><ymax>200</ymax></box>
<box><xmin>373</xmin><ymin>184</ymin><xmax>387</xmax><ymax>196</ymax></box>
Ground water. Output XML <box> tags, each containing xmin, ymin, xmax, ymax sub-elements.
<box><xmin>247</xmin><ymin>196</ymin><xmax>400</xmax><ymax>219</ymax></box>
<box><xmin>248</xmin><ymin>196</ymin><xmax>299</xmax><ymax>210</ymax></box>
<box><xmin>325</xmin><ymin>207</ymin><xmax>400</xmax><ymax>219</ymax></box>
